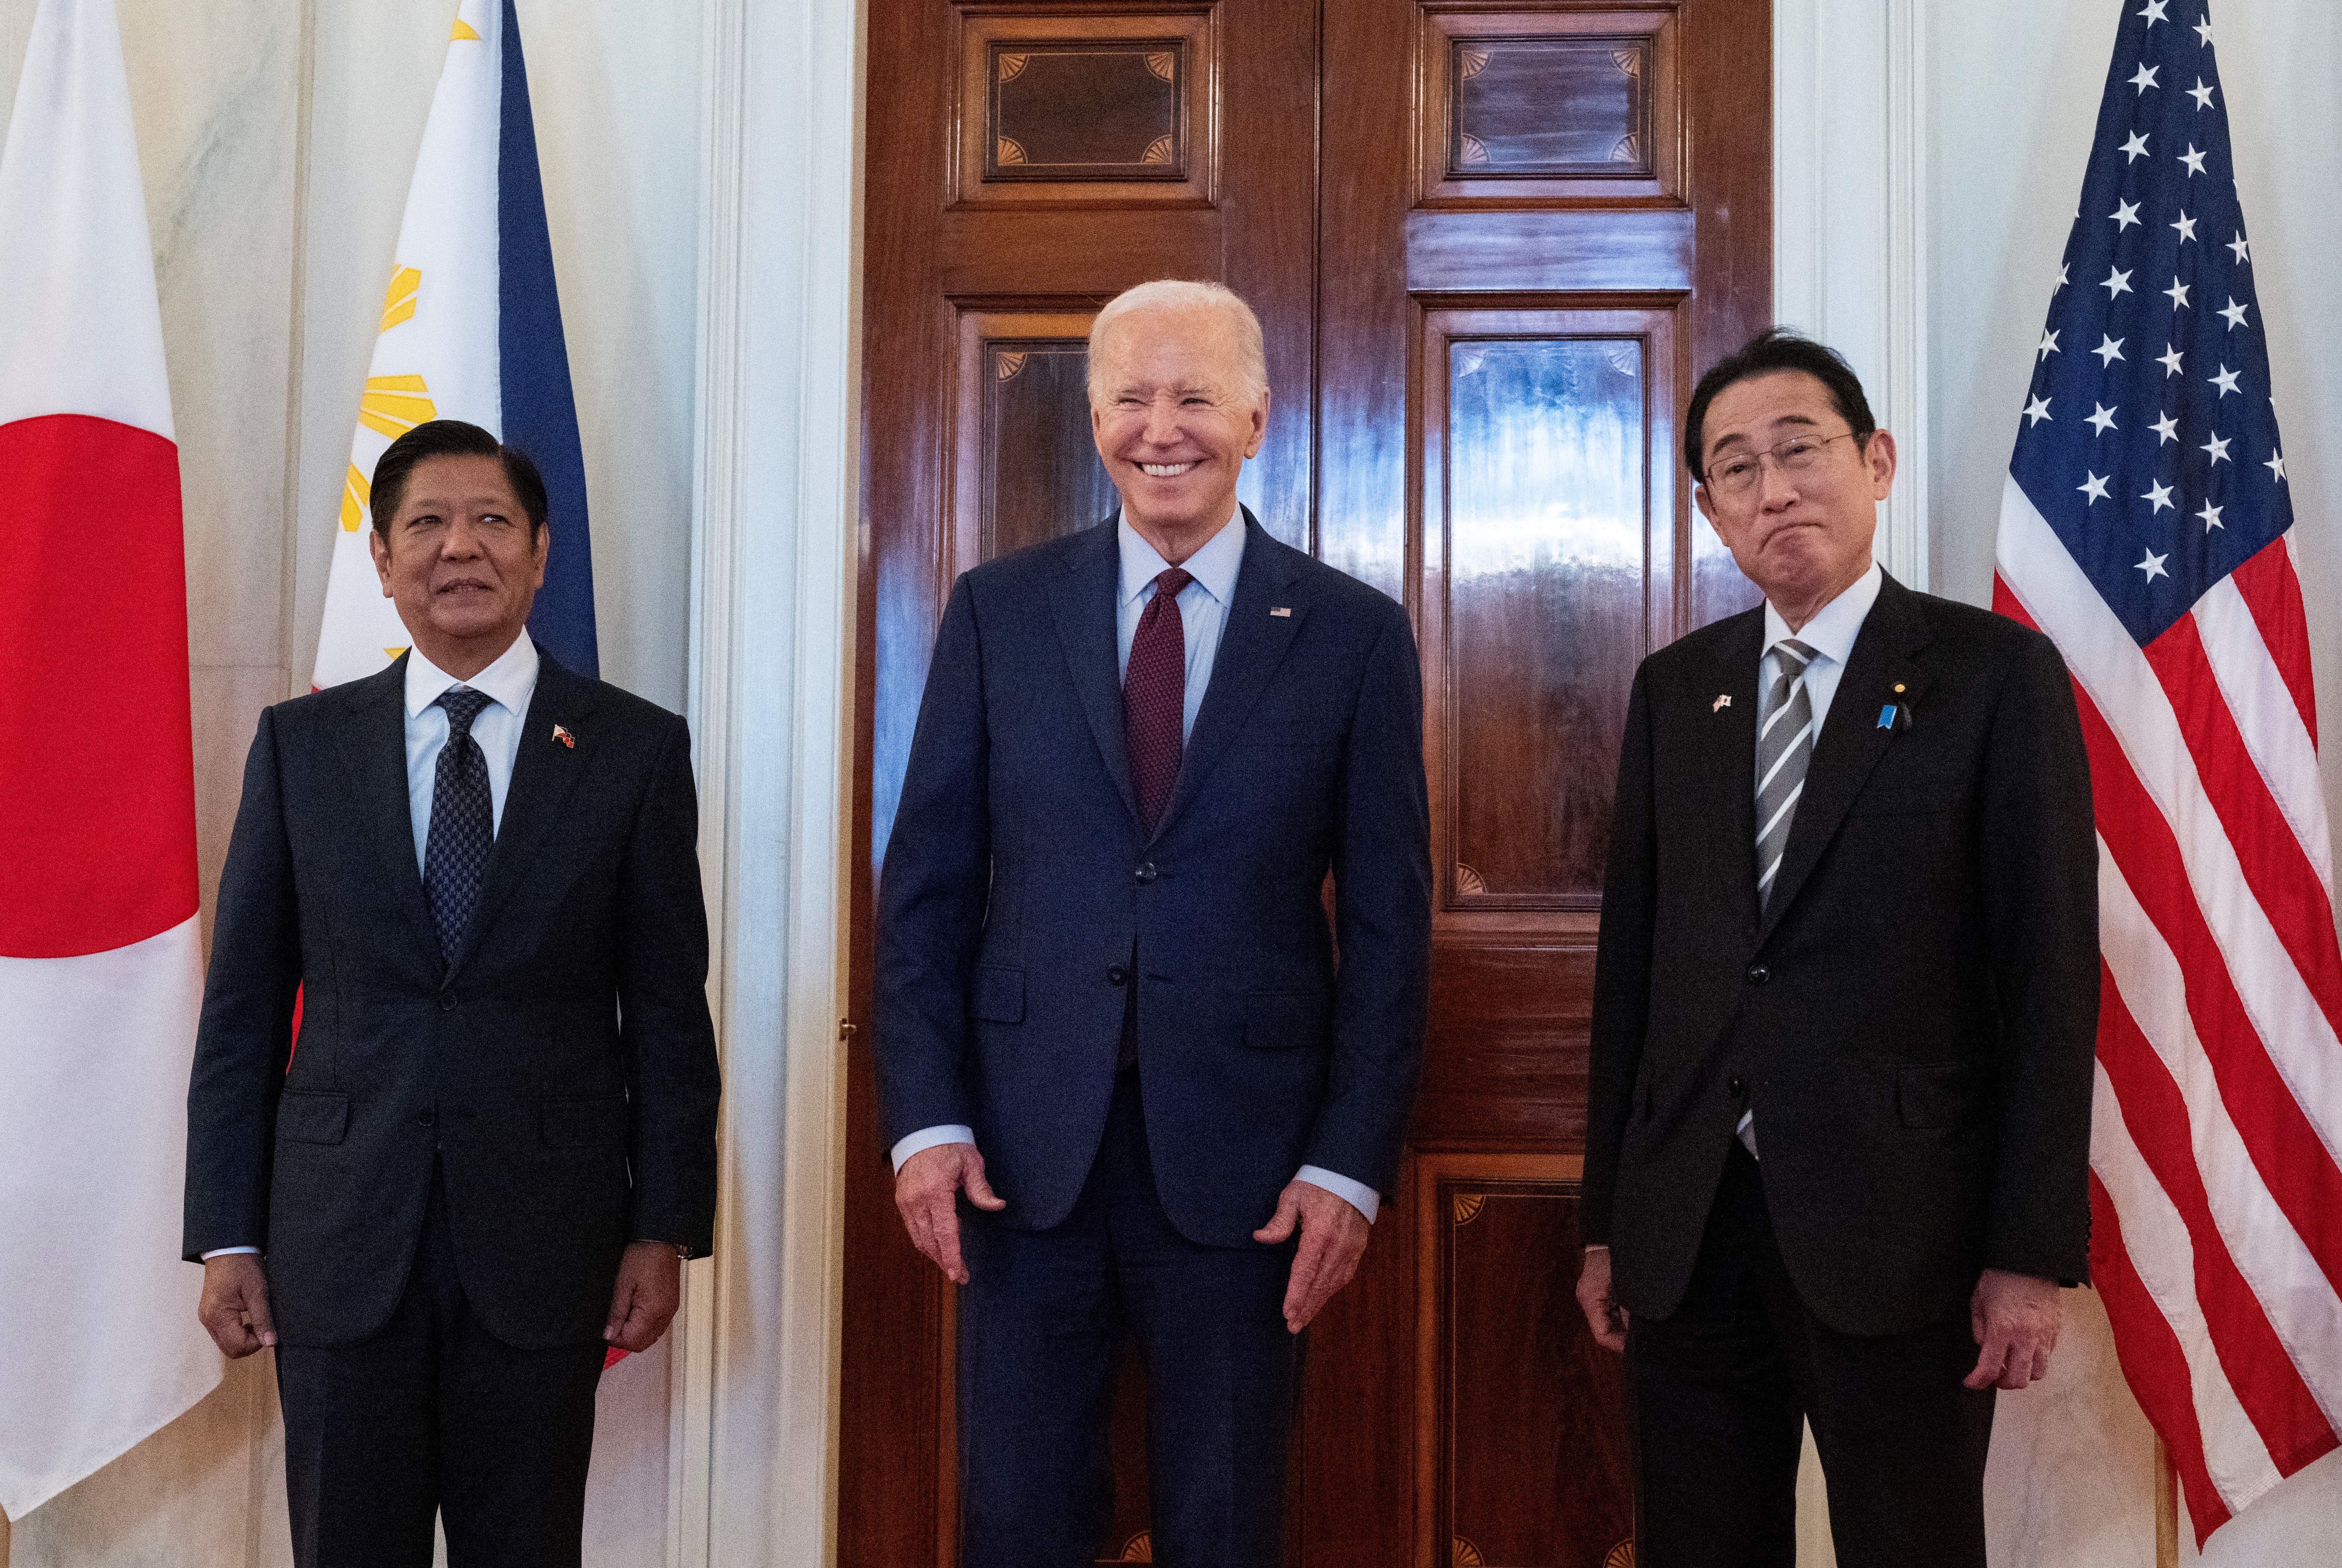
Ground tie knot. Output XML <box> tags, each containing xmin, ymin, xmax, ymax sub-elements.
<box><xmin>1153</xmin><ymin>567</ymin><xmax>1193</xmax><ymax>602</ymax></box>
<box><xmin>437</xmin><ymin>686</ymin><xmax>493</xmax><ymax>737</ymax></box>
<box><xmin>1771</xmin><ymin>638</ymin><xmax>1817</xmax><ymax>675</ymax></box>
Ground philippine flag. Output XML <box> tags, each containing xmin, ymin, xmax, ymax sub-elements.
<box><xmin>0</xmin><ymin>0</ymin><xmax>224</xmax><ymax>1517</ymax></box>
<box><xmin>311</xmin><ymin>0</ymin><xmax>597</xmax><ymax>688</ymax></box>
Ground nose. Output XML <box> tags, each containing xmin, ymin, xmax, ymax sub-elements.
<box><xmin>1139</xmin><ymin>395</ymin><xmax>1183</xmax><ymax>448</ymax></box>
<box><xmin>440</xmin><ymin>516</ymin><xmax>483</xmax><ymax>558</ymax></box>
<box><xmin>1754</xmin><ymin>453</ymin><xmax>1800</xmax><ymax>511</ymax></box>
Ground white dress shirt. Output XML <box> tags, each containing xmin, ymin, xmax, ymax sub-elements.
<box><xmin>402</xmin><ymin>630</ymin><xmax>540</xmax><ymax>870</ymax></box>
<box><xmin>202</xmin><ymin>633</ymin><xmax>543</xmax><ymax>1260</ymax></box>
<box><xmin>891</xmin><ymin>507</ymin><xmax>1385</xmax><ymax>1223</ymax></box>
<box><xmin>1738</xmin><ymin>559</ymin><xmax>1883</xmax><ymax>1158</ymax></box>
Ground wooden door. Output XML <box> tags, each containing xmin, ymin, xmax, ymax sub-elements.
<box><xmin>845</xmin><ymin>3</ymin><xmax>1769</xmax><ymax>1563</ymax></box>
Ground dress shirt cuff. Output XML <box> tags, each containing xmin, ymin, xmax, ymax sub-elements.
<box><xmin>1295</xmin><ymin>1166</ymin><xmax>1379</xmax><ymax>1223</ymax></box>
<box><xmin>201</xmin><ymin>1246</ymin><xmax>261</xmax><ymax>1260</ymax></box>
<box><xmin>891</xmin><ymin>1125</ymin><xmax>976</xmax><ymax>1172</ymax></box>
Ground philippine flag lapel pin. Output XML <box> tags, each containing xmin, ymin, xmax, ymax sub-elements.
<box><xmin>1712</xmin><ymin>693</ymin><xmax>1732</xmax><ymax>713</ymax></box>
<box><xmin>552</xmin><ymin>723</ymin><xmax>576</xmax><ymax>749</ymax></box>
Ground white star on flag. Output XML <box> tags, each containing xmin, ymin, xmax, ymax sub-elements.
<box><xmin>2112</xmin><ymin>199</ymin><xmax>2143</xmax><ymax>230</ymax></box>
<box><xmin>2139</xmin><ymin>0</ymin><xmax>2170</xmax><ymax>23</ymax></box>
<box><xmin>2229</xmin><ymin>231</ymin><xmax>2251</xmax><ymax>264</ymax></box>
<box><xmin>2172</xmin><ymin>211</ymin><xmax>2197</xmax><ymax>242</ymax></box>
<box><xmin>2210</xmin><ymin>365</ymin><xmax>2242</xmax><ymax>396</ymax></box>
<box><xmin>2197</xmin><ymin>500</ymin><xmax>2223</xmax><ymax>531</ymax></box>
<box><xmin>2220</xmin><ymin>298</ymin><xmax>2250</xmax><ymax>330</ymax></box>
<box><xmin>2095</xmin><ymin>334</ymin><xmax>2128</xmax><ymax>365</ymax></box>
<box><xmin>2079</xmin><ymin>471</ymin><xmax>2112</xmax><ymax>503</ymax></box>
<box><xmin>2024</xmin><ymin>395</ymin><xmax>2054</xmax><ymax>427</ymax></box>
<box><xmin>2143</xmin><ymin>479</ymin><xmax>2176</xmax><ymax>514</ymax></box>
<box><xmin>2151</xmin><ymin>411</ymin><xmax>2181</xmax><ymax>443</ymax></box>
<box><xmin>2193</xmin><ymin>15</ymin><xmax>2213</xmax><ymax>44</ymax></box>
<box><xmin>2120</xmin><ymin>134</ymin><xmax>2151</xmax><ymax>164</ymax></box>
<box><xmin>2038</xmin><ymin>329</ymin><xmax>2062</xmax><ymax>361</ymax></box>
<box><xmin>2131</xmin><ymin>63</ymin><xmax>2161</xmax><ymax>94</ymax></box>
<box><xmin>2165</xmin><ymin>279</ymin><xmax>2192</xmax><ymax>309</ymax></box>
<box><xmin>2135</xmin><ymin>548</ymin><xmax>2169</xmax><ymax>580</ymax></box>
<box><xmin>2103</xmin><ymin>266</ymin><xmax>2134</xmax><ymax>298</ymax></box>
<box><xmin>2189</xmin><ymin>79</ymin><xmax>2216</xmax><ymax>109</ymax></box>
<box><xmin>2158</xmin><ymin>346</ymin><xmax>2186</xmax><ymax>377</ymax></box>
<box><xmin>2265</xmin><ymin>450</ymin><xmax>2286</xmax><ymax>482</ymax></box>
<box><xmin>2201</xmin><ymin>432</ymin><xmax>2231</xmax><ymax>464</ymax></box>
<box><xmin>2088</xmin><ymin>403</ymin><xmax>2121</xmax><ymax>436</ymax></box>
<box><xmin>2180</xmin><ymin>143</ymin><xmax>2208</xmax><ymax>175</ymax></box>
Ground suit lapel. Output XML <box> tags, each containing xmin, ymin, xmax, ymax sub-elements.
<box><xmin>1151</xmin><ymin>513</ymin><xmax>1306</xmax><ymax>845</ymax></box>
<box><xmin>335</xmin><ymin>657</ymin><xmax>440</xmax><ymax>978</ymax></box>
<box><xmin>1694</xmin><ymin>610</ymin><xmax>1767</xmax><ymax>945</ymax></box>
<box><xmin>1048</xmin><ymin>517</ymin><xmax>1143</xmax><ymax>830</ymax></box>
<box><xmin>448</xmin><ymin>655</ymin><xmax>601</xmax><ymax>977</ymax></box>
<box><xmin>1757</xmin><ymin>574</ymin><xmax>1934</xmax><ymax>944</ymax></box>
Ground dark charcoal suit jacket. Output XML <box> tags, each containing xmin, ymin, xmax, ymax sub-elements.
<box><xmin>1583</xmin><ymin>574</ymin><xmax>2099</xmax><ymax>1335</ymax></box>
<box><xmin>183</xmin><ymin>652</ymin><xmax>721</xmax><ymax>1348</ymax></box>
<box><xmin>876</xmin><ymin>513</ymin><xmax>1432</xmax><ymax>1247</ymax></box>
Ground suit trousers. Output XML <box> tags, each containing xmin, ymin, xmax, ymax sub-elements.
<box><xmin>275</xmin><ymin>1163</ymin><xmax>607</xmax><ymax>1568</ymax></box>
<box><xmin>956</xmin><ymin>1069</ymin><xmax>1299</xmax><ymax>1568</ymax></box>
<box><xmin>1626</xmin><ymin>1143</ymin><xmax>1995</xmax><ymax>1568</ymax></box>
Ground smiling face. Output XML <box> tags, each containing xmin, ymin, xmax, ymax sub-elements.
<box><xmin>1693</xmin><ymin>369</ymin><xmax>1894</xmax><ymax>626</ymax></box>
<box><xmin>1088</xmin><ymin>303</ymin><xmax>1269</xmax><ymax>561</ymax></box>
<box><xmin>368</xmin><ymin>452</ymin><xmax>548</xmax><ymax>676</ymax></box>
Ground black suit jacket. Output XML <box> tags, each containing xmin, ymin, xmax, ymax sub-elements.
<box><xmin>183</xmin><ymin>653</ymin><xmax>721</xmax><ymax>1348</ymax></box>
<box><xmin>1583</xmin><ymin>574</ymin><xmax>2098</xmax><ymax>1334</ymax></box>
<box><xmin>876</xmin><ymin>514</ymin><xmax>1432</xmax><ymax>1246</ymax></box>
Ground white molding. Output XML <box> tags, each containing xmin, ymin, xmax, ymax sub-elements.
<box><xmin>679</xmin><ymin>0</ymin><xmax>861</xmax><ymax>1565</ymax></box>
<box><xmin>1773</xmin><ymin>0</ymin><xmax>1930</xmax><ymax>590</ymax></box>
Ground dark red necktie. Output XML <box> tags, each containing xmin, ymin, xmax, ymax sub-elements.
<box><xmin>1123</xmin><ymin>567</ymin><xmax>1193</xmax><ymax>833</ymax></box>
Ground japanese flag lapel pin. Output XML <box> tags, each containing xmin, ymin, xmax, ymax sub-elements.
<box><xmin>1712</xmin><ymin>693</ymin><xmax>1732</xmax><ymax>713</ymax></box>
<box><xmin>552</xmin><ymin>723</ymin><xmax>576</xmax><ymax>750</ymax></box>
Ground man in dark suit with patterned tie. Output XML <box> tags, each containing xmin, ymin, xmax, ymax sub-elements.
<box><xmin>184</xmin><ymin>419</ymin><xmax>721</xmax><ymax>1568</ymax></box>
<box><xmin>877</xmin><ymin>280</ymin><xmax>1432</xmax><ymax>1566</ymax></box>
<box><xmin>1576</xmin><ymin>333</ymin><xmax>2098</xmax><ymax>1567</ymax></box>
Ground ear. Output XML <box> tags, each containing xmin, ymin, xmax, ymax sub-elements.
<box><xmin>1244</xmin><ymin>385</ymin><xmax>1270</xmax><ymax>458</ymax></box>
<box><xmin>529</xmin><ymin>520</ymin><xmax>552</xmax><ymax>590</ymax></box>
<box><xmin>368</xmin><ymin>525</ymin><xmax>394</xmax><ymax>598</ymax></box>
<box><xmin>1862</xmin><ymin>429</ymin><xmax>1898</xmax><ymax>499</ymax></box>
<box><xmin>1692</xmin><ymin>479</ymin><xmax>1720</xmax><ymax>530</ymax></box>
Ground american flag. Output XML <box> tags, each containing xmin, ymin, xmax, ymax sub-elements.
<box><xmin>1990</xmin><ymin>0</ymin><xmax>2342</xmax><ymax>1544</ymax></box>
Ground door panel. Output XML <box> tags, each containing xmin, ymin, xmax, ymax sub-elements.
<box><xmin>849</xmin><ymin>3</ymin><xmax>1769</xmax><ymax>1562</ymax></box>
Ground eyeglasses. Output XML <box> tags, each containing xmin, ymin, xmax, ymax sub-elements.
<box><xmin>1702</xmin><ymin>430</ymin><xmax>1863</xmax><ymax>499</ymax></box>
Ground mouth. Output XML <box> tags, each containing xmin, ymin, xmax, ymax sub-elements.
<box><xmin>434</xmin><ymin>579</ymin><xmax>494</xmax><ymax>597</ymax></box>
<box><xmin>1137</xmin><ymin>462</ymin><xmax>1196</xmax><ymax>479</ymax></box>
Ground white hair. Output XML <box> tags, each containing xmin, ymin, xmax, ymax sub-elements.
<box><xmin>1085</xmin><ymin>279</ymin><xmax>1269</xmax><ymax>405</ymax></box>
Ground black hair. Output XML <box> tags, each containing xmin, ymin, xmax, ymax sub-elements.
<box><xmin>368</xmin><ymin>419</ymin><xmax>549</xmax><ymax>538</ymax></box>
<box><xmin>1683</xmin><ymin>328</ymin><xmax>1877</xmax><ymax>482</ymax></box>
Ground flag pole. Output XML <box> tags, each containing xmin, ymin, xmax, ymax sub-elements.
<box><xmin>2</xmin><ymin>1500</ymin><xmax>12</xmax><ymax>1565</ymax></box>
<box><xmin>2154</xmin><ymin>1439</ymin><xmax>2179</xmax><ymax>1568</ymax></box>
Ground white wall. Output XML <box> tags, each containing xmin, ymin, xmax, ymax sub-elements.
<box><xmin>0</xmin><ymin>1</ymin><xmax>703</xmax><ymax>1561</ymax></box>
<box><xmin>1929</xmin><ymin>2</ymin><xmax>2342</xmax><ymax>1565</ymax></box>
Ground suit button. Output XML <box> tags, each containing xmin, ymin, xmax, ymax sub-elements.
<box><xmin>438</xmin><ymin>990</ymin><xmax>458</xmax><ymax>1011</ymax></box>
<box><xmin>1107</xmin><ymin>965</ymin><xmax>1129</xmax><ymax>986</ymax></box>
<box><xmin>1728</xmin><ymin>1075</ymin><xmax>1748</xmax><ymax>1099</ymax></box>
<box><xmin>1135</xmin><ymin>863</ymin><xmax>1158</xmax><ymax>885</ymax></box>
<box><xmin>1746</xmin><ymin>964</ymin><xmax>1769</xmax><ymax>986</ymax></box>
<box><xmin>418</xmin><ymin>1108</ymin><xmax>436</xmax><ymax>1127</ymax></box>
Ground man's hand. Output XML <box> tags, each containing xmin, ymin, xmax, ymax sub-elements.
<box><xmin>895</xmin><ymin>1141</ymin><xmax>1006</xmax><ymax>1285</ymax></box>
<box><xmin>1253</xmin><ymin>1180</ymin><xmax>1370</xmax><ymax>1334</ymax></box>
<box><xmin>1966</xmin><ymin>1268</ymin><xmax>2063</xmax><ymax>1390</ymax></box>
<box><xmin>603</xmin><ymin>1242</ymin><xmax>684</xmax><ymax>1352</ymax></box>
<box><xmin>197</xmin><ymin>1254</ymin><xmax>277</xmax><ymax>1358</ymax></box>
<box><xmin>1575</xmin><ymin>1245</ymin><xmax>1629</xmax><ymax>1353</ymax></box>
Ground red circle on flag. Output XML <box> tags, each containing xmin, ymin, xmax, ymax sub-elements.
<box><xmin>0</xmin><ymin>414</ymin><xmax>199</xmax><ymax>957</ymax></box>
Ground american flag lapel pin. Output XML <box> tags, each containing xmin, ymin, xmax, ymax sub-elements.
<box><xmin>552</xmin><ymin>723</ymin><xmax>576</xmax><ymax>749</ymax></box>
<box><xmin>1270</xmin><ymin>606</ymin><xmax>1292</xmax><ymax>617</ymax></box>
<box><xmin>1712</xmin><ymin>693</ymin><xmax>1732</xmax><ymax>713</ymax></box>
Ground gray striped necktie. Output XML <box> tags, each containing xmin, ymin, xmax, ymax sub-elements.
<box><xmin>1754</xmin><ymin>638</ymin><xmax>1819</xmax><ymax>912</ymax></box>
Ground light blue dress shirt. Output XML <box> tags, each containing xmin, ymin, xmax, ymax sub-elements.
<box><xmin>891</xmin><ymin>507</ymin><xmax>1384</xmax><ymax>1222</ymax></box>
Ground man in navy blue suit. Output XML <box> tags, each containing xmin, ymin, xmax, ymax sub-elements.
<box><xmin>877</xmin><ymin>280</ymin><xmax>1431</xmax><ymax>1565</ymax></box>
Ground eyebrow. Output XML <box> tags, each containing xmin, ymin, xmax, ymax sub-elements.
<box><xmin>1706</xmin><ymin>411</ymin><xmax>1824</xmax><ymax>457</ymax></box>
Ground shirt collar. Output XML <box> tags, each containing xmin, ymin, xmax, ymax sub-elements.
<box><xmin>1117</xmin><ymin>503</ymin><xmax>1246</xmax><ymax>609</ymax></box>
<box><xmin>1762</xmin><ymin>560</ymin><xmax>1883</xmax><ymax>668</ymax></box>
<box><xmin>404</xmin><ymin>629</ymin><xmax>541</xmax><ymax>720</ymax></box>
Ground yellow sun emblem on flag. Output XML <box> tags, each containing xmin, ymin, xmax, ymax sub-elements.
<box><xmin>451</xmin><ymin>16</ymin><xmax>481</xmax><ymax>42</ymax></box>
<box><xmin>340</xmin><ymin>464</ymin><xmax>372</xmax><ymax>531</ymax></box>
<box><xmin>379</xmin><ymin>267</ymin><xmax>421</xmax><ymax>333</ymax></box>
<box><xmin>357</xmin><ymin>375</ymin><xmax>437</xmax><ymax>440</ymax></box>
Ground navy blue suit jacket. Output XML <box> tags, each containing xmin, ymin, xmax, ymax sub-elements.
<box><xmin>876</xmin><ymin>513</ymin><xmax>1432</xmax><ymax>1248</ymax></box>
<box><xmin>183</xmin><ymin>654</ymin><xmax>721</xmax><ymax>1347</ymax></box>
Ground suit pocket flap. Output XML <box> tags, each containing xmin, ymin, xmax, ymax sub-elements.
<box><xmin>276</xmin><ymin>1092</ymin><xmax>349</xmax><ymax>1145</ymax></box>
<box><xmin>972</xmin><ymin>967</ymin><xmax>1025</xmax><ymax>1024</ymax></box>
<box><xmin>541</xmin><ymin>1095</ymin><xmax>629</xmax><ymax>1149</ymax></box>
<box><xmin>1898</xmin><ymin>1063</ymin><xmax>1987</xmax><ymax>1128</ymax></box>
<box><xmin>1244</xmin><ymin>991</ymin><xmax>1331</xmax><ymax>1051</ymax></box>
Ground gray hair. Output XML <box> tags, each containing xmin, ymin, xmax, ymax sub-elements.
<box><xmin>1085</xmin><ymin>280</ymin><xmax>1269</xmax><ymax>406</ymax></box>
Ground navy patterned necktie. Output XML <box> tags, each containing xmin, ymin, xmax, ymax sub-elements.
<box><xmin>424</xmin><ymin>687</ymin><xmax>496</xmax><ymax>965</ymax></box>
<box><xmin>1754</xmin><ymin>638</ymin><xmax>1819</xmax><ymax>912</ymax></box>
<box><xmin>1123</xmin><ymin>566</ymin><xmax>1194</xmax><ymax>834</ymax></box>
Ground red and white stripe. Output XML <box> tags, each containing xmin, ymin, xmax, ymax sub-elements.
<box><xmin>1995</xmin><ymin>475</ymin><xmax>2342</xmax><ymax>1540</ymax></box>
